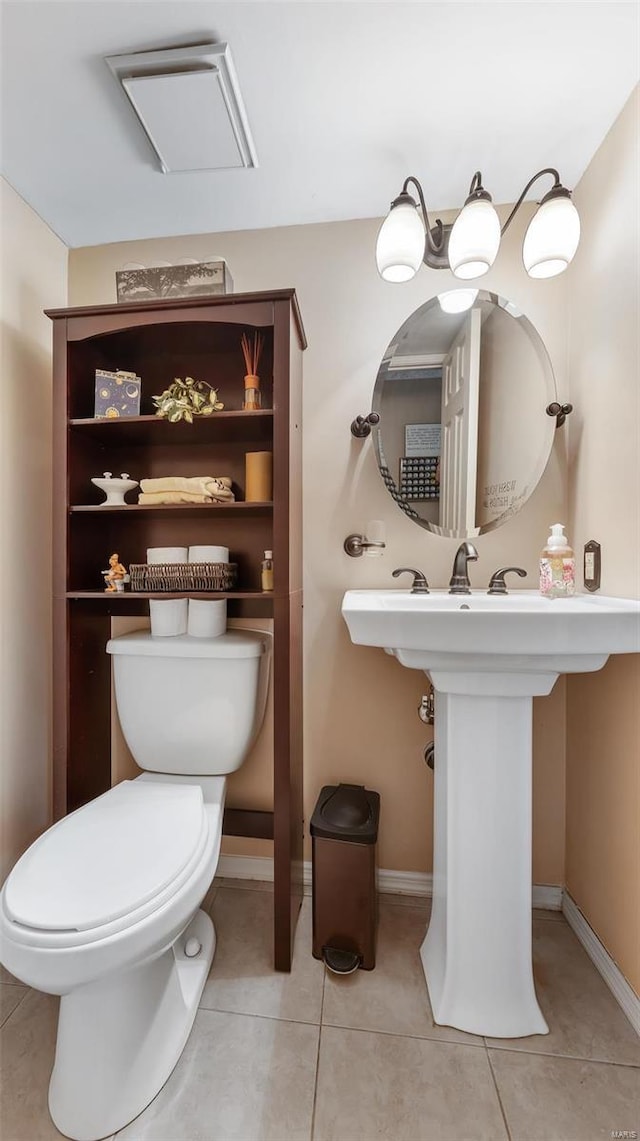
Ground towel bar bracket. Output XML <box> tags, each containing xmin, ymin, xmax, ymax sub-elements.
<box><xmin>350</xmin><ymin>412</ymin><xmax>380</xmax><ymax>438</ymax></box>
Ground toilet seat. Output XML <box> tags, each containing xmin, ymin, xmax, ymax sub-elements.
<box><xmin>3</xmin><ymin>781</ymin><xmax>209</xmax><ymax>948</ymax></box>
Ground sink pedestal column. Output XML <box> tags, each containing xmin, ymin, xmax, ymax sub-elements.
<box><xmin>421</xmin><ymin>675</ymin><xmax>555</xmax><ymax>1038</ymax></box>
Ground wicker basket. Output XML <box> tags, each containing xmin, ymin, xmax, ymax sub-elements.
<box><xmin>130</xmin><ymin>561</ymin><xmax>238</xmax><ymax>593</ymax></box>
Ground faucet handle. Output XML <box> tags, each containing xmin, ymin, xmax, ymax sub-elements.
<box><xmin>487</xmin><ymin>567</ymin><xmax>527</xmax><ymax>595</ymax></box>
<box><xmin>392</xmin><ymin>567</ymin><xmax>430</xmax><ymax>594</ymax></box>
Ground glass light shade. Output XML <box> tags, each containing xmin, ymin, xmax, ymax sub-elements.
<box><xmin>375</xmin><ymin>201</ymin><xmax>425</xmax><ymax>282</ymax></box>
<box><xmin>438</xmin><ymin>289</ymin><xmax>478</xmax><ymax>314</ymax></box>
<box><xmin>523</xmin><ymin>195</ymin><xmax>580</xmax><ymax>278</ymax></box>
<box><xmin>448</xmin><ymin>199</ymin><xmax>501</xmax><ymax>280</ymax></box>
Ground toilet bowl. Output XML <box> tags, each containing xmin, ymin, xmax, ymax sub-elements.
<box><xmin>0</xmin><ymin>628</ymin><xmax>270</xmax><ymax>1141</ymax></box>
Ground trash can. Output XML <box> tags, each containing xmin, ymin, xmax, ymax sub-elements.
<box><xmin>311</xmin><ymin>783</ymin><xmax>380</xmax><ymax>973</ymax></box>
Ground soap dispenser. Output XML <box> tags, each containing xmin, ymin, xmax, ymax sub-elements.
<box><xmin>540</xmin><ymin>523</ymin><xmax>575</xmax><ymax>599</ymax></box>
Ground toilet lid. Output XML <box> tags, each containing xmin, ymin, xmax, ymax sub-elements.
<box><xmin>4</xmin><ymin>782</ymin><xmax>206</xmax><ymax>932</ymax></box>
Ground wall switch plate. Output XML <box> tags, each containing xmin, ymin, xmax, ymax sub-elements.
<box><xmin>584</xmin><ymin>539</ymin><xmax>601</xmax><ymax>592</ymax></box>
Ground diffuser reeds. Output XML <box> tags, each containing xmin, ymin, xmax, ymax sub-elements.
<box><xmin>241</xmin><ymin>331</ymin><xmax>264</xmax><ymax>410</ymax></box>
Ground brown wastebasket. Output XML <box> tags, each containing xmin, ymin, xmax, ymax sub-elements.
<box><xmin>311</xmin><ymin>783</ymin><xmax>380</xmax><ymax>973</ymax></box>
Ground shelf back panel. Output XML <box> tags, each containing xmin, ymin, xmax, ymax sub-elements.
<box><xmin>68</xmin><ymin>606</ymin><xmax>112</xmax><ymax>812</ymax></box>
<box><xmin>67</xmin><ymin>321</ymin><xmax>274</xmax><ymax>419</ymax></box>
<box><xmin>68</xmin><ymin>435</ymin><xmax>273</xmax><ymax>507</ymax></box>
<box><xmin>68</xmin><ymin>512</ymin><xmax>273</xmax><ymax>593</ymax></box>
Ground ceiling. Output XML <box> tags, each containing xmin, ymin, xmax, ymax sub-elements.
<box><xmin>1</xmin><ymin>1</ymin><xmax>638</xmax><ymax>248</ymax></box>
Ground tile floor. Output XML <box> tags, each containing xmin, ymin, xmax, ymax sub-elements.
<box><xmin>1</xmin><ymin>883</ymin><xmax>638</xmax><ymax>1141</ymax></box>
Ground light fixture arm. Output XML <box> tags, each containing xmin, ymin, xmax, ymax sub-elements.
<box><xmin>400</xmin><ymin>176</ymin><xmax>446</xmax><ymax>257</ymax></box>
<box><xmin>500</xmin><ymin>168</ymin><xmax>564</xmax><ymax>236</ymax></box>
<box><xmin>465</xmin><ymin>171</ymin><xmax>491</xmax><ymax>201</ymax></box>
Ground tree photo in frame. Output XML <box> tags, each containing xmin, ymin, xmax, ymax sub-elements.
<box><xmin>115</xmin><ymin>260</ymin><xmax>233</xmax><ymax>302</ymax></box>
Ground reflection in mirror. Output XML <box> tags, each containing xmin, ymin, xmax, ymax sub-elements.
<box><xmin>372</xmin><ymin>290</ymin><xmax>557</xmax><ymax>539</ymax></box>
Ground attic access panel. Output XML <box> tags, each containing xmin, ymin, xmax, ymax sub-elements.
<box><xmin>106</xmin><ymin>42</ymin><xmax>258</xmax><ymax>173</ymax></box>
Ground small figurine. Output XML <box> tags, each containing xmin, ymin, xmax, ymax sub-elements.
<box><xmin>103</xmin><ymin>553</ymin><xmax>129</xmax><ymax>593</ymax></box>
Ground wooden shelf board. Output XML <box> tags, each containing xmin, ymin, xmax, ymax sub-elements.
<box><xmin>66</xmin><ymin>590</ymin><xmax>271</xmax><ymax>601</ymax></box>
<box><xmin>45</xmin><ymin>288</ymin><xmax>307</xmax><ymax>351</ymax></box>
<box><xmin>70</xmin><ymin>501</ymin><xmax>273</xmax><ymax>514</ymax></box>
<box><xmin>223</xmin><ymin>808</ymin><xmax>274</xmax><ymax>840</ymax></box>
<box><xmin>68</xmin><ymin>411</ymin><xmax>274</xmax><ymax>446</ymax></box>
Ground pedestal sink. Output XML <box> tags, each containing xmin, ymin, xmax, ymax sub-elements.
<box><xmin>341</xmin><ymin>590</ymin><xmax>640</xmax><ymax>1037</ymax></box>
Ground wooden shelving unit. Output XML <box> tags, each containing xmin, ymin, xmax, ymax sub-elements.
<box><xmin>69</xmin><ymin>409</ymin><xmax>274</xmax><ymax>445</ymax></box>
<box><xmin>70</xmin><ymin>502</ymin><xmax>273</xmax><ymax>514</ymax></box>
<box><xmin>65</xmin><ymin>590</ymin><xmax>271</xmax><ymax>600</ymax></box>
<box><xmin>48</xmin><ymin>289</ymin><xmax>306</xmax><ymax>971</ymax></box>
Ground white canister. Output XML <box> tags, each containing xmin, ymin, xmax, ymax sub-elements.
<box><xmin>149</xmin><ymin>599</ymin><xmax>188</xmax><ymax>637</ymax></box>
<box><xmin>188</xmin><ymin>545</ymin><xmax>229</xmax><ymax>563</ymax></box>
<box><xmin>187</xmin><ymin>599</ymin><xmax>227</xmax><ymax>638</ymax></box>
<box><xmin>147</xmin><ymin>547</ymin><xmax>188</xmax><ymax>564</ymax></box>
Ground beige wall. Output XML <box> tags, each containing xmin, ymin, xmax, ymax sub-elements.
<box><xmin>69</xmin><ymin>204</ymin><xmax>569</xmax><ymax>882</ymax></box>
<box><xmin>0</xmin><ymin>179</ymin><xmax>68</xmax><ymax>881</ymax></box>
<box><xmin>566</xmin><ymin>87</ymin><xmax>640</xmax><ymax>992</ymax></box>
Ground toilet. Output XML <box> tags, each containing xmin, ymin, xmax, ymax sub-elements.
<box><xmin>0</xmin><ymin>627</ymin><xmax>270</xmax><ymax>1141</ymax></box>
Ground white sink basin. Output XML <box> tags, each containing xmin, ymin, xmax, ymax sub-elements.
<box><xmin>341</xmin><ymin>588</ymin><xmax>640</xmax><ymax>1039</ymax></box>
<box><xmin>343</xmin><ymin>590</ymin><xmax>640</xmax><ymax>682</ymax></box>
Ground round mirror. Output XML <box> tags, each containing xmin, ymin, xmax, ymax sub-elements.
<box><xmin>372</xmin><ymin>290</ymin><xmax>557</xmax><ymax>538</ymax></box>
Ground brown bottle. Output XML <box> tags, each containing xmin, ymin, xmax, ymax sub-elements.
<box><xmin>261</xmin><ymin>550</ymin><xmax>274</xmax><ymax>592</ymax></box>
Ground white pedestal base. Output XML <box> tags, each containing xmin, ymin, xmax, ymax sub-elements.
<box><xmin>421</xmin><ymin>689</ymin><xmax>549</xmax><ymax>1038</ymax></box>
<box><xmin>49</xmin><ymin>909</ymin><xmax>215</xmax><ymax>1140</ymax></box>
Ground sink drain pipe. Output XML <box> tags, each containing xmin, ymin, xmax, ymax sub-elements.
<box><xmin>419</xmin><ymin>686</ymin><xmax>435</xmax><ymax>771</ymax></box>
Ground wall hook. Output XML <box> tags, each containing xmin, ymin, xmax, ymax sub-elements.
<box><xmin>546</xmin><ymin>402</ymin><xmax>573</xmax><ymax>428</ymax></box>
<box><xmin>350</xmin><ymin>411</ymin><xmax>380</xmax><ymax>438</ymax></box>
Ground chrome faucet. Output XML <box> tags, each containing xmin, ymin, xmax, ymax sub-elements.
<box><xmin>448</xmin><ymin>542</ymin><xmax>478</xmax><ymax>595</ymax></box>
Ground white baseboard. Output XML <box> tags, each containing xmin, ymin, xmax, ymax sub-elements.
<box><xmin>562</xmin><ymin>892</ymin><xmax>640</xmax><ymax>1037</ymax></box>
<box><xmin>217</xmin><ymin>855</ymin><xmax>275</xmax><ymax>881</ymax></box>
<box><xmin>217</xmin><ymin>855</ymin><xmax>562</xmax><ymax>910</ymax></box>
<box><xmin>531</xmin><ymin>883</ymin><xmax>564</xmax><ymax>911</ymax></box>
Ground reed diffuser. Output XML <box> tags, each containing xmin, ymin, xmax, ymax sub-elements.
<box><xmin>241</xmin><ymin>331</ymin><xmax>264</xmax><ymax>410</ymax></box>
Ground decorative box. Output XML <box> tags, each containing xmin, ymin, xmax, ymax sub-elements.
<box><xmin>94</xmin><ymin>370</ymin><xmax>142</xmax><ymax>419</ymax></box>
<box><xmin>115</xmin><ymin>260</ymin><xmax>234</xmax><ymax>303</ymax></box>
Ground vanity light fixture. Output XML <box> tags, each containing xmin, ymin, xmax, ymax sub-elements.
<box><xmin>376</xmin><ymin>168</ymin><xmax>580</xmax><ymax>283</ymax></box>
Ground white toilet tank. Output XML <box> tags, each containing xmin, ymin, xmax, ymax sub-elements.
<box><xmin>107</xmin><ymin>629</ymin><xmax>270</xmax><ymax>776</ymax></box>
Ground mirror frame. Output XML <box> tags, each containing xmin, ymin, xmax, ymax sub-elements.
<box><xmin>370</xmin><ymin>290</ymin><xmax>558</xmax><ymax>538</ymax></box>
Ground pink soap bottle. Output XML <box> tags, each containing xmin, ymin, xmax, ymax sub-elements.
<box><xmin>540</xmin><ymin>523</ymin><xmax>575</xmax><ymax>599</ymax></box>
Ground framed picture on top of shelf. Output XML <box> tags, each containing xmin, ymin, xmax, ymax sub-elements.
<box><xmin>115</xmin><ymin>260</ymin><xmax>233</xmax><ymax>303</ymax></box>
<box><xmin>94</xmin><ymin>369</ymin><xmax>141</xmax><ymax>418</ymax></box>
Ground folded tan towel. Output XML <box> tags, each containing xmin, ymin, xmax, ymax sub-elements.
<box><xmin>138</xmin><ymin>491</ymin><xmax>213</xmax><ymax>505</ymax></box>
<box><xmin>140</xmin><ymin>476</ymin><xmax>232</xmax><ymax>495</ymax></box>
